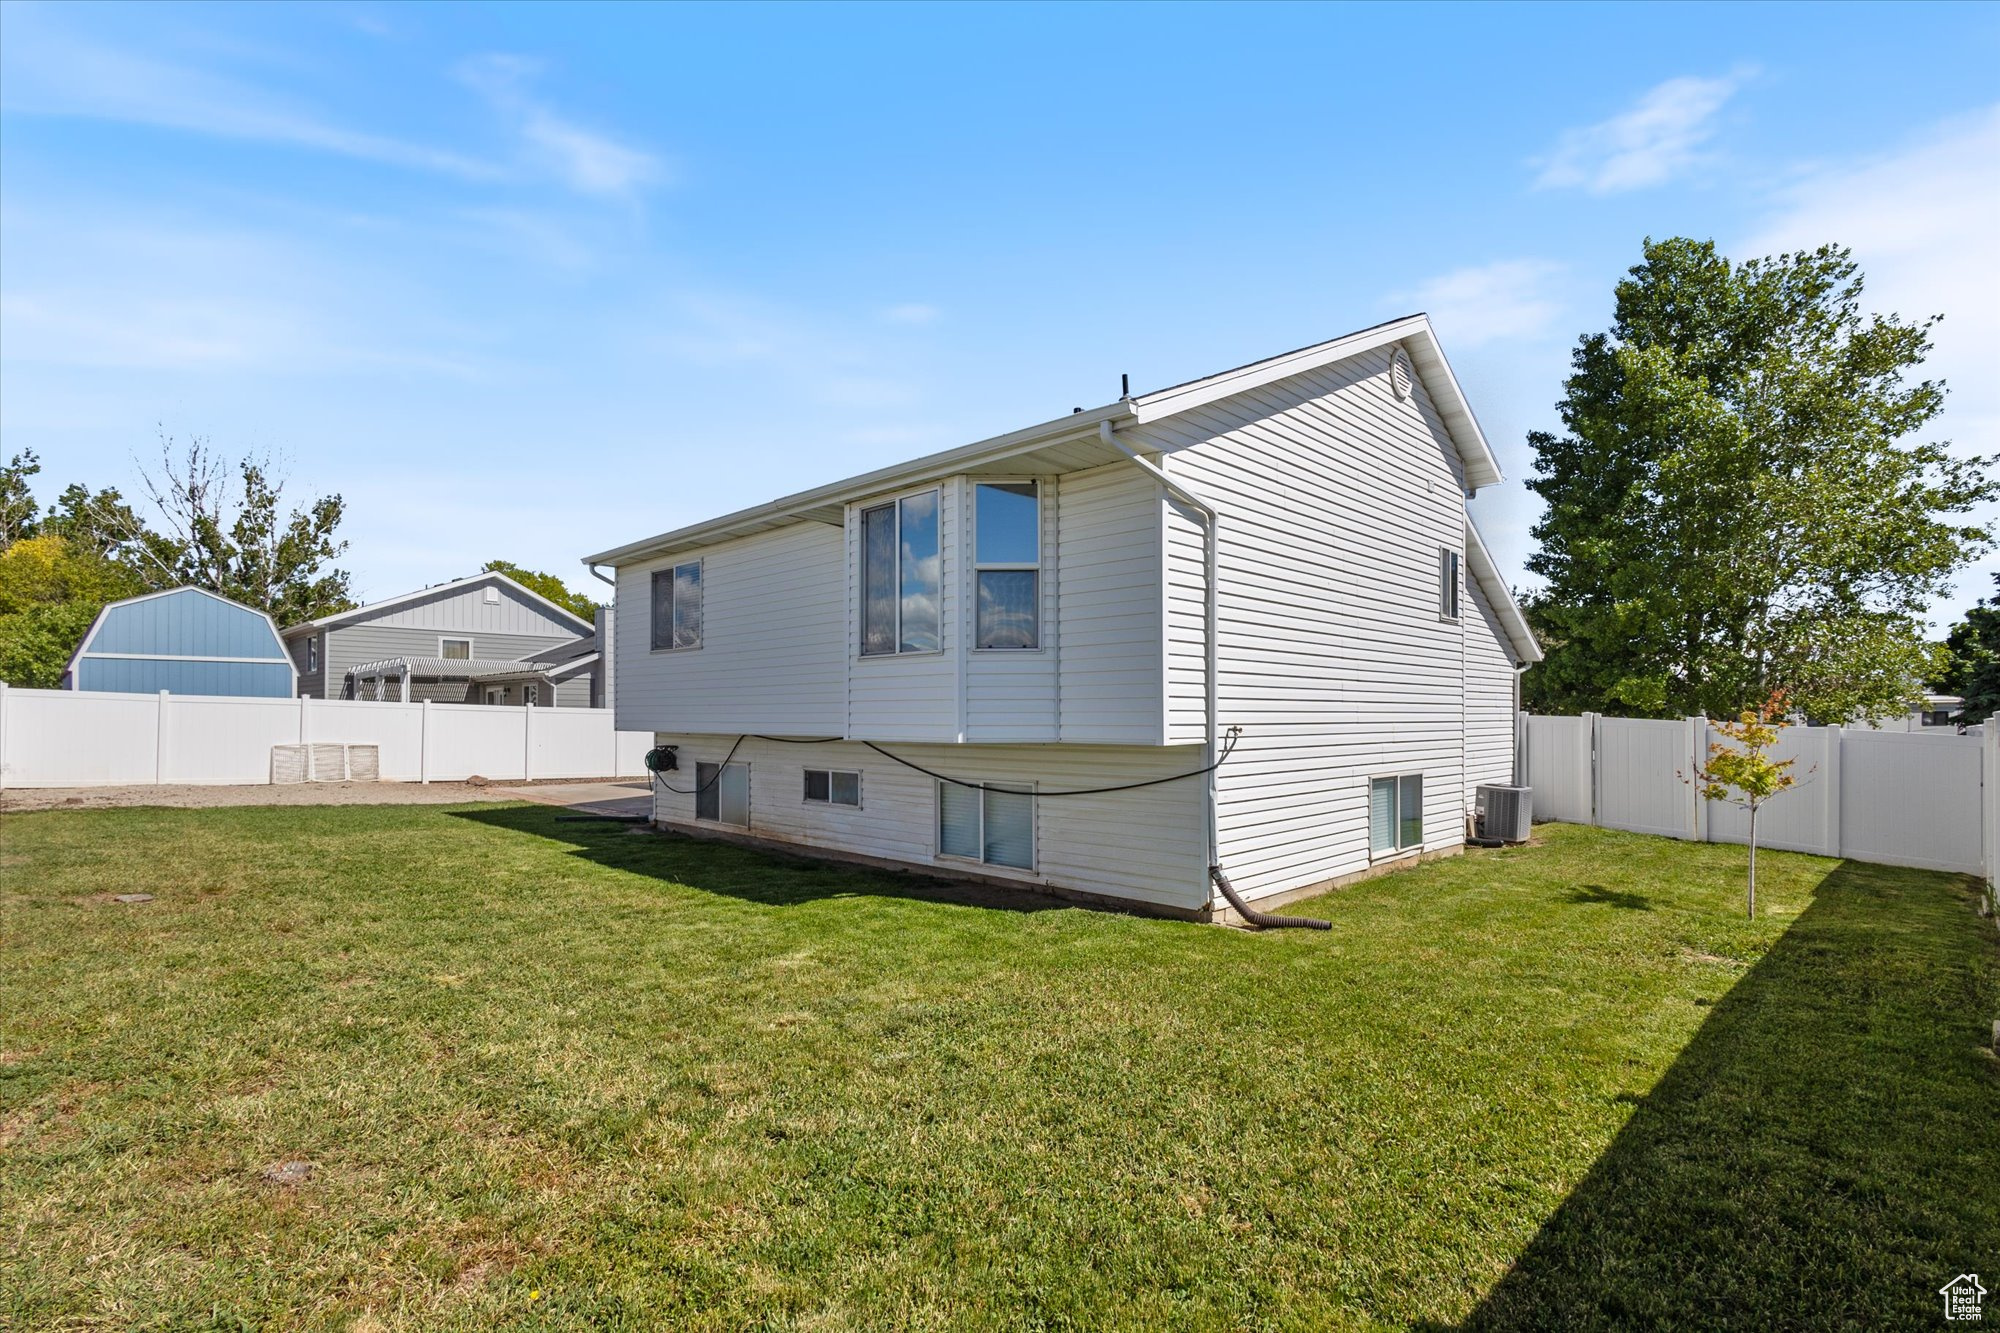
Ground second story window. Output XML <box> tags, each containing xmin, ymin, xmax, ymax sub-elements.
<box><xmin>861</xmin><ymin>490</ymin><xmax>940</xmax><ymax>655</ymax></box>
<box><xmin>440</xmin><ymin>637</ymin><xmax>472</xmax><ymax>660</ymax></box>
<box><xmin>1438</xmin><ymin>548</ymin><xmax>1461</xmax><ymax>622</ymax></box>
<box><xmin>974</xmin><ymin>481</ymin><xmax>1039</xmax><ymax>649</ymax></box>
<box><xmin>305</xmin><ymin>636</ymin><xmax>318</xmax><ymax>673</ymax></box>
<box><xmin>650</xmin><ymin>561</ymin><xmax>704</xmax><ymax>651</ymax></box>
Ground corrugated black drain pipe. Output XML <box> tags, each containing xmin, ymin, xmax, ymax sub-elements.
<box><xmin>1210</xmin><ymin>865</ymin><xmax>1331</xmax><ymax>930</ymax></box>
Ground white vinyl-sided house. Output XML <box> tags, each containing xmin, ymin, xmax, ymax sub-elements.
<box><xmin>586</xmin><ymin>315</ymin><xmax>1540</xmax><ymax>920</ymax></box>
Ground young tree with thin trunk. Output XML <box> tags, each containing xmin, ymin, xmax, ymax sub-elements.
<box><xmin>1687</xmin><ymin>693</ymin><xmax>1800</xmax><ymax>920</ymax></box>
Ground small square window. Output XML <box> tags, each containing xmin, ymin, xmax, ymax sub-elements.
<box><xmin>441</xmin><ymin>637</ymin><xmax>472</xmax><ymax>660</ymax></box>
<box><xmin>804</xmin><ymin>768</ymin><xmax>860</xmax><ymax>807</ymax></box>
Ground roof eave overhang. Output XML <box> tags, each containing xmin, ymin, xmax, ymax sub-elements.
<box><xmin>584</xmin><ymin>400</ymin><xmax>1140</xmax><ymax>568</ymax></box>
<box><xmin>1465</xmin><ymin>519</ymin><xmax>1542</xmax><ymax>665</ymax></box>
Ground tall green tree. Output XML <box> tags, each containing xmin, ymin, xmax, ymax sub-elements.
<box><xmin>0</xmin><ymin>451</ymin><xmax>41</xmax><ymax>545</ymax></box>
<box><xmin>1524</xmin><ymin>237</ymin><xmax>1996</xmax><ymax>722</ymax></box>
<box><xmin>134</xmin><ymin>434</ymin><xmax>357</xmax><ymax>626</ymax></box>
<box><xmin>481</xmin><ymin>560</ymin><xmax>600</xmax><ymax>623</ymax></box>
<box><xmin>0</xmin><ymin>533</ymin><xmax>146</xmax><ymax>687</ymax></box>
<box><xmin>1934</xmin><ymin>573</ymin><xmax>2000</xmax><ymax>724</ymax></box>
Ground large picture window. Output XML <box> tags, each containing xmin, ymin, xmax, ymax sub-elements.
<box><xmin>974</xmin><ymin>481</ymin><xmax>1040</xmax><ymax>649</ymax></box>
<box><xmin>650</xmin><ymin>561</ymin><xmax>704</xmax><ymax>651</ymax></box>
<box><xmin>938</xmin><ymin>780</ymin><xmax>1034</xmax><ymax>869</ymax></box>
<box><xmin>1369</xmin><ymin>774</ymin><xmax>1424</xmax><ymax>857</ymax></box>
<box><xmin>860</xmin><ymin>490</ymin><xmax>941</xmax><ymax>655</ymax></box>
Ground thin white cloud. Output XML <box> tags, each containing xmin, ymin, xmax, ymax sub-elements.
<box><xmin>0</xmin><ymin>11</ymin><xmax>500</xmax><ymax>181</ymax></box>
<box><xmin>1533</xmin><ymin>70</ymin><xmax>1751</xmax><ymax>193</ymax></box>
<box><xmin>1739</xmin><ymin>103</ymin><xmax>2000</xmax><ymax>628</ymax></box>
<box><xmin>1392</xmin><ymin>260</ymin><xmax>1565</xmax><ymax>348</ymax></box>
<box><xmin>882</xmin><ymin>303</ymin><xmax>940</xmax><ymax>326</ymax></box>
<box><xmin>456</xmin><ymin>54</ymin><xmax>662</xmax><ymax>198</ymax></box>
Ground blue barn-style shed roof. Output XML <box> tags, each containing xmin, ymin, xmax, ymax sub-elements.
<box><xmin>63</xmin><ymin>587</ymin><xmax>297</xmax><ymax>698</ymax></box>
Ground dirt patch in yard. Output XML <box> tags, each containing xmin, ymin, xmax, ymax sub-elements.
<box><xmin>0</xmin><ymin>778</ymin><xmax>649</xmax><ymax>814</ymax></box>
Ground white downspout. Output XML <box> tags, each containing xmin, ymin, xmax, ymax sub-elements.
<box><xmin>1098</xmin><ymin>419</ymin><xmax>1327</xmax><ymax>930</ymax></box>
<box><xmin>1098</xmin><ymin>420</ymin><xmax>1219</xmax><ymax>870</ymax></box>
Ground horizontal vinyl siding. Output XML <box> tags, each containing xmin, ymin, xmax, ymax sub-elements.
<box><xmin>649</xmin><ymin>734</ymin><xmax>1208</xmax><ymax>909</ymax></box>
<box><xmin>1056</xmin><ymin>463</ymin><xmax>1164</xmax><ymax>743</ymax></box>
<box><xmin>615</xmin><ymin>523</ymin><xmax>846</xmax><ymax>735</ymax></box>
<box><xmin>1139</xmin><ymin>344</ymin><xmax>1473</xmax><ymax>902</ymax></box>
<box><xmin>1464</xmin><ymin>575</ymin><xmax>1517</xmax><ymax>795</ymax></box>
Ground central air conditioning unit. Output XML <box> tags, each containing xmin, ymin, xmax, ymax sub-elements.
<box><xmin>1475</xmin><ymin>784</ymin><xmax>1533</xmax><ymax>843</ymax></box>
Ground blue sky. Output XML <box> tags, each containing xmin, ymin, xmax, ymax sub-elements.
<box><xmin>3</xmin><ymin>1</ymin><xmax>1996</xmax><ymax>624</ymax></box>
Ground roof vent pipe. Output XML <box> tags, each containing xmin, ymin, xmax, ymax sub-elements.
<box><xmin>1096</xmin><ymin>420</ymin><xmax>1329</xmax><ymax>930</ymax></box>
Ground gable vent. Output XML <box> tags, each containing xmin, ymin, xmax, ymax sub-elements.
<box><xmin>1389</xmin><ymin>346</ymin><xmax>1414</xmax><ymax>402</ymax></box>
<box><xmin>484</xmin><ymin>587</ymin><xmax>500</xmax><ymax>604</ymax></box>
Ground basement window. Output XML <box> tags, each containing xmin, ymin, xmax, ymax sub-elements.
<box><xmin>803</xmin><ymin>768</ymin><xmax>861</xmax><ymax>807</ymax></box>
<box><xmin>938</xmin><ymin>780</ymin><xmax>1034</xmax><ymax>870</ymax></box>
<box><xmin>1369</xmin><ymin>774</ymin><xmax>1424</xmax><ymax>858</ymax></box>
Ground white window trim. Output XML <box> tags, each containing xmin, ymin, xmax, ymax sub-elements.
<box><xmin>485</xmin><ymin>688</ymin><xmax>502</xmax><ymax>705</ymax></box>
<box><xmin>1368</xmin><ymin>771</ymin><xmax>1426</xmax><ymax>862</ymax></box>
<box><xmin>1438</xmin><ymin>548</ymin><xmax>1461</xmax><ymax>623</ymax></box>
<box><xmin>802</xmin><ymin>768</ymin><xmax>863</xmax><ymax>809</ymax></box>
<box><xmin>857</xmin><ymin>486</ymin><xmax>945</xmax><ymax>660</ymax></box>
<box><xmin>650</xmin><ymin>560</ymin><xmax>705</xmax><ymax>654</ymax></box>
<box><xmin>305</xmin><ymin>636</ymin><xmax>319</xmax><ymax>674</ymax></box>
<box><xmin>935</xmin><ymin>779</ymin><xmax>1037</xmax><ymax>871</ymax></box>
<box><xmin>439</xmin><ymin>635</ymin><xmax>475</xmax><ymax>660</ymax></box>
<box><xmin>971</xmin><ymin>477</ymin><xmax>1044</xmax><ymax>653</ymax></box>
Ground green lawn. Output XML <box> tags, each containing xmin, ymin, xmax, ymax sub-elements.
<box><xmin>2</xmin><ymin>808</ymin><xmax>1994</xmax><ymax>1331</ymax></box>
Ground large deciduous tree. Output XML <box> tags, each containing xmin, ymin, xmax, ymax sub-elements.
<box><xmin>1934</xmin><ymin>573</ymin><xmax>2000</xmax><ymax>724</ymax></box>
<box><xmin>133</xmin><ymin>434</ymin><xmax>357</xmax><ymax>626</ymax></box>
<box><xmin>1523</xmin><ymin>238</ymin><xmax>1995</xmax><ymax>722</ymax></box>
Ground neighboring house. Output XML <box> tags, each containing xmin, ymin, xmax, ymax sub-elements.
<box><xmin>587</xmin><ymin>314</ymin><xmax>1541</xmax><ymax>921</ymax></box>
<box><xmin>1848</xmin><ymin>693</ymin><xmax>1967</xmax><ymax>732</ymax></box>
<box><xmin>62</xmin><ymin>587</ymin><xmax>295</xmax><ymax>697</ymax></box>
<box><xmin>280</xmin><ymin>571</ymin><xmax>603</xmax><ymax>707</ymax></box>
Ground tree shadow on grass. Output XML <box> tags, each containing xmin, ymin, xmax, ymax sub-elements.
<box><xmin>1562</xmin><ymin>884</ymin><xmax>1655</xmax><ymax>911</ymax></box>
<box><xmin>447</xmin><ymin>803</ymin><xmax>1086</xmax><ymax>917</ymax></box>
<box><xmin>1449</xmin><ymin>859</ymin><xmax>2000</xmax><ymax>1331</ymax></box>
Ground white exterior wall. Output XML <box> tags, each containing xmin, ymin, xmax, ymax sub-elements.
<box><xmin>1137</xmin><ymin>345</ymin><xmax>1480</xmax><ymax>902</ymax></box>
<box><xmin>613</xmin><ymin>522</ymin><xmax>847</xmax><ymax>736</ymax></box>
<box><xmin>1464</xmin><ymin>575</ymin><xmax>1519</xmax><ymax>796</ymax></box>
<box><xmin>1055</xmin><ymin>463</ymin><xmax>1166</xmax><ymax>744</ymax></box>
<box><xmin>612</xmin><ymin>470</ymin><xmax>1171</xmax><ymax>747</ymax></box>
<box><xmin>648</xmin><ymin>733</ymin><xmax>1209</xmax><ymax>910</ymax></box>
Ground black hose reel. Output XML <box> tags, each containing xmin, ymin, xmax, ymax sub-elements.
<box><xmin>643</xmin><ymin>745</ymin><xmax>679</xmax><ymax>774</ymax></box>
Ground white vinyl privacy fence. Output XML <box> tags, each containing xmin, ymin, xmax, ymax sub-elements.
<box><xmin>1520</xmin><ymin>711</ymin><xmax>1995</xmax><ymax>882</ymax></box>
<box><xmin>0</xmin><ymin>685</ymin><xmax>651</xmax><ymax>788</ymax></box>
